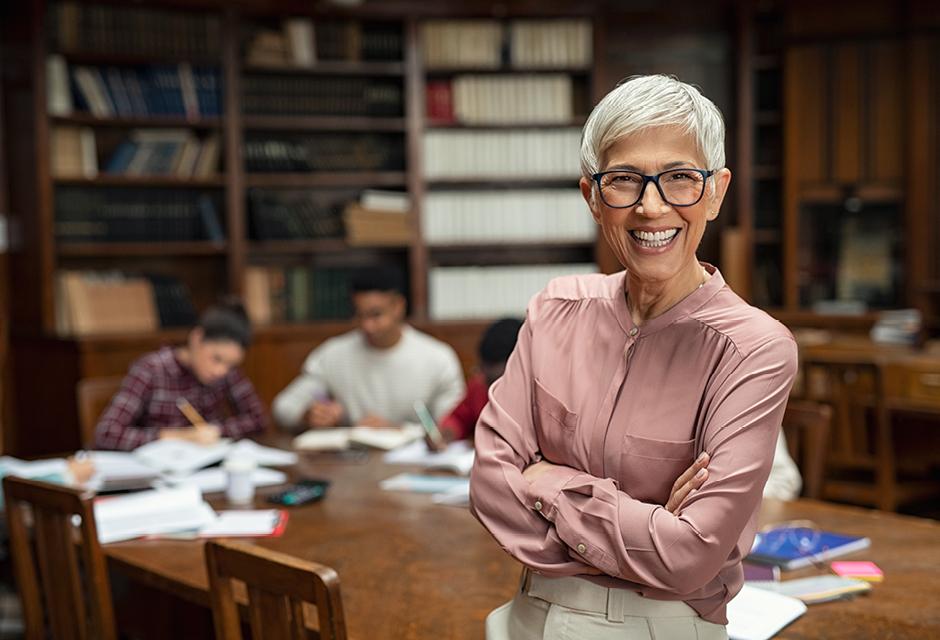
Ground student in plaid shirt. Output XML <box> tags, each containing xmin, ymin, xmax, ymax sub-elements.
<box><xmin>94</xmin><ymin>299</ymin><xmax>267</xmax><ymax>451</ymax></box>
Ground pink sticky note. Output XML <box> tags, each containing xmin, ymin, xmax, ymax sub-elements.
<box><xmin>831</xmin><ymin>561</ymin><xmax>883</xmax><ymax>581</ymax></box>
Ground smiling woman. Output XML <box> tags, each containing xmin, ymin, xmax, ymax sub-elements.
<box><xmin>470</xmin><ymin>75</ymin><xmax>797</xmax><ymax>640</ymax></box>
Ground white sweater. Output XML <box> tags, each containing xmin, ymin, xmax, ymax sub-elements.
<box><xmin>272</xmin><ymin>326</ymin><xmax>466</xmax><ymax>430</ymax></box>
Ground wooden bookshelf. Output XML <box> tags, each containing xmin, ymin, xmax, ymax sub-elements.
<box><xmin>242</xmin><ymin>61</ymin><xmax>405</xmax><ymax>76</ymax></box>
<box><xmin>244</xmin><ymin>172</ymin><xmax>408</xmax><ymax>188</ymax></box>
<box><xmin>57</xmin><ymin>242</ymin><xmax>227</xmax><ymax>257</ymax></box>
<box><xmin>52</xmin><ymin>114</ymin><xmax>223</xmax><ymax>129</ymax></box>
<box><xmin>242</xmin><ymin>115</ymin><xmax>406</xmax><ymax>131</ymax></box>
<box><xmin>53</xmin><ymin>176</ymin><xmax>226</xmax><ymax>187</ymax></box>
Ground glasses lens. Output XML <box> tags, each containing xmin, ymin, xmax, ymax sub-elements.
<box><xmin>599</xmin><ymin>171</ymin><xmax>644</xmax><ymax>207</ymax></box>
<box><xmin>659</xmin><ymin>169</ymin><xmax>705</xmax><ymax>205</ymax></box>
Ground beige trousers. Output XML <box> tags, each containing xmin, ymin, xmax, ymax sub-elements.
<box><xmin>486</xmin><ymin>571</ymin><xmax>728</xmax><ymax>640</ymax></box>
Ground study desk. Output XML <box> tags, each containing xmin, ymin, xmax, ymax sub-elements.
<box><xmin>104</xmin><ymin>455</ymin><xmax>940</xmax><ymax>640</ymax></box>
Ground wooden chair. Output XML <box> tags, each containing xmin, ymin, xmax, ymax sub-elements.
<box><xmin>2</xmin><ymin>476</ymin><xmax>117</xmax><ymax>640</ymax></box>
<box><xmin>205</xmin><ymin>540</ymin><xmax>347</xmax><ymax>640</ymax></box>
<box><xmin>76</xmin><ymin>376</ymin><xmax>123</xmax><ymax>447</ymax></box>
<box><xmin>781</xmin><ymin>400</ymin><xmax>832</xmax><ymax>499</ymax></box>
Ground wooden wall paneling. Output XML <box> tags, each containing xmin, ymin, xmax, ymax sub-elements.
<box><xmin>732</xmin><ymin>1</ymin><xmax>754</xmax><ymax>300</ymax></box>
<box><xmin>831</xmin><ymin>44</ymin><xmax>861</xmax><ymax>185</ymax></box>
<box><xmin>869</xmin><ymin>40</ymin><xmax>904</xmax><ymax>185</ymax></box>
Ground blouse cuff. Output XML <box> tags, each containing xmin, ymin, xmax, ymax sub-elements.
<box><xmin>525</xmin><ymin>464</ymin><xmax>583</xmax><ymax>522</ymax></box>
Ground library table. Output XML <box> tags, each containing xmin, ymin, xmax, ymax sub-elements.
<box><xmin>104</xmin><ymin>453</ymin><xmax>940</xmax><ymax>640</ymax></box>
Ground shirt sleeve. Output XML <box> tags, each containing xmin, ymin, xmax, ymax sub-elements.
<box><xmin>93</xmin><ymin>361</ymin><xmax>160</xmax><ymax>451</ymax></box>
<box><xmin>220</xmin><ymin>368</ymin><xmax>269</xmax><ymax>439</ymax></box>
<box><xmin>271</xmin><ymin>346</ymin><xmax>331</xmax><ymax>431</ymax></box>
<box><xmin>527</xmin><ymin>337</ymin><xmax>798</xmax><ymax>594</ymax></box>
<box><xmin>428</xmin><ymin>348</ymin><xmax>467</xmax><ymax>421</ymax></box>
<box><xmin>469</xmin><ymin>302</ymin><xmax>600</xmax><ymax>577</ymax></box>
<box><xmin>763</xmin><ymin>431</ymin><xmax>802</xmax><ymax>500</ymax></box>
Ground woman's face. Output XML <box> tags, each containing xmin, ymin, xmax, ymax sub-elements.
<box><xmin>188</xmin><ymin>329</ymin><xmax>245</xmax><ymax>385</ymax></box>
<box><xmin>580</xmin><ymin>125</ymin><xmax>731</xmax><ymax>286</ymax></box>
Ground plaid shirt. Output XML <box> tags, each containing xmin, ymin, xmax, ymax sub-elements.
<box><xmin>93</xmin><ymin>346</ymin><xmax>268</xmax><ymax>451</ymax></box>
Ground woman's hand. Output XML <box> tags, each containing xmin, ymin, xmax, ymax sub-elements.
<box><xmin>664</xmin><ymin>452</ymin><xmax>710</xmax><ymax>513</ymax></box>
<box><xmin>522</xmin><ymin>460</ymin><xmax>558</xmax><ymax>483</ymax></box>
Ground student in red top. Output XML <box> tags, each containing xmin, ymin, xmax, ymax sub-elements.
<box><xmin>438</xmin><ymin>318</ymin><xmax>523</xmax><ymax>443</ymax></box>
<box><xmin>94</xmin><ymin>299</ymin><xmax>267</xmax><ymax>451</ymax></box>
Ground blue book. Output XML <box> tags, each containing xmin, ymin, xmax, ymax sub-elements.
<box><xmin>747</xmin><ymin>526</ymin><xmax>871</xmax><ymax>570</ymax></box>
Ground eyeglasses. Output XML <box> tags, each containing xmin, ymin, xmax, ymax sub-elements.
<box><xmin>753</xmin><ymin>519</ymin><xmax>826</xmax><ymax>569</ymax></box>
<box><xmin>591</xmin><ymin>168</ymin><xmax>715</xmax><ymax>209</ymax></box>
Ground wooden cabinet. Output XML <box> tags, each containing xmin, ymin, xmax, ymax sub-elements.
<box><xmin>785</xmin><ymin>41</ymin><xmax>903</xmax><ymax>193</ymax></box>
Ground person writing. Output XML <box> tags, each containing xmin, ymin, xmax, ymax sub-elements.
<box><xmin>94</xmin><ymin>299</ymin><xmax>267</xmax><ymax>451</ymax></box>
<box><xmin>470</xmin><ymin>75</ymin><xmax>797</xmax><ymax>639</ymax></box>
<box><xmin>272</xmin><ymin>267</ymin><xmax>465</xmax><ymax>430</ymax></box>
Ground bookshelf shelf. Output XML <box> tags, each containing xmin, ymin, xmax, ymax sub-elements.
<box><xmin>425</xmin><ymin>177</ymin><xmax>581</xmax><ymax>188</ymax></box>
<box><xmin>429</xmin><ymin>241</ymin><xmax>594</xmax><ymax>252</ymax></box>
<box><xmin>57</xmin><ymin>242</ymin><xmax>227</xmax><ymax>257</ymax></box>
<box><xmin>59</xmin><ymin>51</ymin><xmax>220</xmax><ymax>67</ymax></box>
<box><xmin>53</xmin><ymin>176</ymin><xmax>226</xmax><ymax>188</ymax></box>
<box><xmin>242</xmin><ymin>61</ymin><xmax>405</xmax><ymax>76</ymax></box>
<box><xmin>242</xmin><ymin>115</ymin><xmax>406</xmax><ymax>131</ymax></box>
<box><xmin>752</xmin><ymin>229</ymin><xmax>782</xmax><ymax>244</ymax></box>
<box><xmin>426</xmin><ymin>66</ymin><xmax>591</xmax><ymax>76</ymax></box>
<box><xmin>52</xmin><ymin>114</ymin><xmax>223</xmax><ymax>129</ymax></box>
<box><xmin>426</xmin><ymin>121</ymin><xmax>585</xmax><ymax>130</ymax></box>
<box><xmin>244</xmin><ymin>172</ymin><xmax>408</xmax><ymax>188</ymax></box>
<box><xmin>249</xmin><ymin>239</ymin><xmax>355</xmax><ymax>255</ymax></box>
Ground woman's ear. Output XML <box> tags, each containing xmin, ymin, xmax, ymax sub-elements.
<box><xmin>707</xmin><ymin>168</ymin><xmax>732</xmax><ymax>219</ymax></box>
<box><xmin>580</xmin><ymin>177</ymin><xmax>602</xmax><ymax>224</ymax></box>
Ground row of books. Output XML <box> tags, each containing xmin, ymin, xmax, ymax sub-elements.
<box><xmin>244</xmin><ymin>266</ymin><xmax>364</xmax><ymax>325</ymax></box>
<box><xmin>242</xmin><ymin>75</ymin><xmax>402</xmax><ymax>118</ymax></box>
<box><xmin>248</xmin><ymin>190</ymin><xmax>345</xmax><ymax>242</ymax></box>
<box><xmin>421</xmin><ymin>20</ymin><xmax>592</xmax><ymax>69</ymax></box>
<box><xmin>244</xmin><ymin>134</ymin><xmax>405</xmax><ymax>173</ymax></box>
<box><xmin>429</xmin><ymin>263</ymin><xmax>596</xmax><ymax>320</ymax></box>
<box><xmin>427</xmin><ymin>75</ymin><xmax>575</xmax><ymax>125</ymax></box>
<box><xmin>47</xmin><ymin>56</ymin><xmax>223</xmax><ymax>119</ymax></box>
<box><xmin>55</xmin><ymin>270</ymin><xmax>196</xmax><ymax>337</ymax></box>
<box><xmin>51</xmin><ymin>126</ymin><xmax>98</xmax><ymax>179</ymax></box>
<box><xmin>424</xmin><ymin>190</ymin><xmax>594</xmax><ymax>245</ymax></box>
<box><xmin>51</xmin><ymin>1</ymin><xmax>221</xmax><ymax>58</ymax></box>
<box><xmin>100</xmin><ymin>131</ymin><xmax>221</xmax><ymax>178</ymax></box>
<box><xmin>245</xmin><ymin>19</ymin><xmax>403</xmax><ymax>68</ymax></box>
<box><xmin>55</xmin><ymin>189</ymin><xmax>224</xmax><ymax>243</ymax></box>
<box><xmin>423</xmin><ymin>129</ymin><xmax>581</xmax><ymax>179</ymax></box>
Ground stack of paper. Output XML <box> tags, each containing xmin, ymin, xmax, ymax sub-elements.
<box><xmin>133</xmin><ymin>439</ymin><xmax>233</xmax><ymax>475</ymax></box>
<box><xmin>200</xmin><ymin>510</ymin><xmax>288</xmax><ymax>538</ymax></box>
<box><xmin>726</xmin><ymin>584</ymin><xmax>806</xmax><ymax>640</ymax></box>
<box><xmin>227</xmin><ymin>440</ymin><xmax>298</xmax><ymax>466</ymax></box>
<box><xmin>94</xmin><ymin>485</ymin><xmax>216</xmax><ymax>543</ymax></box>
<box><xmin>158</xmin><ymin>467</ymin><xmax>287</xmax><ymax>495</ymax></box>
<box><xmin>293</xmin><ymin>424</ymin><xmax>424</xmax><ymax>452</ymax></box>
<box><xmin>383</xmin><ymin>440</ymin><xmax>475</xmax><ymax>475</ymax></box>
<box><xmin>84</xmin><ymin>451</ymin><xmax>162</xmax><ymax>492</ymax></box>
<box><xmin>748</xmin><ymin>575</ymin><xmax>872</xmax><ymax>604</ymax></box>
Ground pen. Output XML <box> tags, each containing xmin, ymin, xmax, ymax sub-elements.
<box><xmin>176</xmin><ymin>397</ymin><xmax>206</xmax><ymax>426</ymax></box>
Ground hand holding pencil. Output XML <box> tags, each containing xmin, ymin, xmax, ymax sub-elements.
<box><xmin>159</xmin><ymin>398</ymin><xmax>221</xmax><ymax>445</ymax></box>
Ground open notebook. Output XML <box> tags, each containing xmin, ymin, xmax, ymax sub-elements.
<box><xmin>293</xmin><ymin>423</ymin><xmax>424</xmax><ymax>451</ymax></box>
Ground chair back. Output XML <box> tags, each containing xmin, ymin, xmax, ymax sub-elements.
<box><xmin>76</xmin><ymin>376</ymin><xmax>123</xmax><ymax>447</ymax></box>
<box><xmin>1</xmin><ymin>476</ymin><xmax>117</xmax><ymax>640</ymax></box>
<box><xmin>205</xmin><ymin>539</ymin><xmax>346</xmax><ymax>640</ymax></box>
<box><xmin>781</xmin><ymin>400</ymin><xmax>832</xmax><ymax>499</ymax></box>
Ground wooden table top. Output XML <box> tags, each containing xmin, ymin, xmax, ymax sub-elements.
<box><xmin>104</xmin><ymin>453</ymin><xmax>940</xmax><ymax>640</ymax></box>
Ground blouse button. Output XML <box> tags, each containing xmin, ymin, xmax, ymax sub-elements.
<box><xmin>629</xmin><ymin>327</ymin><xmax>638</xmax><ymax>336</ymax></box>
<box><xmin>577</xmin><ymin>543</ymin><xmax>587</xmax><ymax>554</ymax></box>
<box><xmin>534</xmin><ymin>500</ymin><xmax>543</xmax><ymax>512</ymax></box>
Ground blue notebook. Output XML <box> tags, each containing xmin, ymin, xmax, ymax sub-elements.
<box><xmin>747</xmin><ymin>526</ymin><xmax>871</xmax><ymax>570</ymax></box>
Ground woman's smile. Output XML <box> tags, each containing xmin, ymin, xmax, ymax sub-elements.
<box><xmin>629</xmin><ymin>227</ymin><xmax>682</xmax><ymax>252</ymax></box>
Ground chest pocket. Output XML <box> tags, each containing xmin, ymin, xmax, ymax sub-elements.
<box><xmin>532</xmin><ymin>379</ymin><xmax>577</xmax><ymax>463</ymax></box>
<box><xmin>620</xmin><ymin>434</ymin><xmax>696</xmax><ymax>505</ymax></box>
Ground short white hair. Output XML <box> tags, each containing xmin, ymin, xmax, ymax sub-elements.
<box><xmin>579</xmin><ymin>75</ymin><xmax>726</xmax><ymax>179</ymax></box>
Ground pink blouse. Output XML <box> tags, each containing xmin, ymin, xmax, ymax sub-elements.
<box><xmin>469</xmin><ymin>265</ymin><xmax>797</xmax><ymax>624</ymax></box>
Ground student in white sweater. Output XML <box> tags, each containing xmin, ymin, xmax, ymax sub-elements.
<box><xmin>273</xmin><ymin>268</ymin><xmax>465</xmax><ymax>431</ymax></box>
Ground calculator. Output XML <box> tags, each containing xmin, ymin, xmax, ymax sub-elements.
<box><xmin>267</xmin><ymin>479</ymin><xmax>330</xmax><ymax>506</ymax></box>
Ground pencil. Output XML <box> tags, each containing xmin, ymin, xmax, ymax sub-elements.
<box><xmin>176</xmin><ymin>397</ymin><xmax>206</xmax><ymax>426</ymax></box>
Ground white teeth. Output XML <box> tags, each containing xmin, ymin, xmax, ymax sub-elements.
<box><xmin>631</xmin><ymin>229</ymin><xmax>679</xmax><ymax>247</ymax></box>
